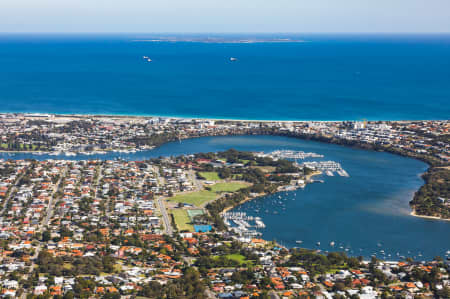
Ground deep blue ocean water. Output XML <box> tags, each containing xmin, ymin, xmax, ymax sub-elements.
<box><xmin>0</xmin><ymin>34</ymin><xmax>449</xmax><ymax>259</ymax></box>
<box><xmin>0</xmin><ymin>34</ymin><xmax>449</xmax><ymax>120</ymax></box>
<box><xmin>1</xmin><ymin>135</ymin><xmax>449</xmax><ymax>260</ymax></box>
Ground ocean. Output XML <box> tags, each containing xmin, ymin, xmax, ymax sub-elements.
<box><xmin>0</xmin><ymin>34</ymin><xmax>449</xmax><ymax>120</ymax></box>
<box><xmin>0</xmin><ymin>34</ymin><xmax>449</xmax><ymax>259</ymax></box>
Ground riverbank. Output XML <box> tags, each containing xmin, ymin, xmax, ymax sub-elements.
<box><xmin>220</xmin><ymin>171</ymin><xmax>322</xmax><ymax>215</ymax></box>
<box><xmin>410</xmin><ymin>210</ymin><xmax>450</xmax><ymax>222</ymax></box>
<box><xmin>1</xmin><ymin>133</ymin><xmax>447</xmax><ymax>258</ymax></box>
<box><xmin>0</xmin><ymin>114</ymin><xmax>447</xmax><ymax>220</ymax></box>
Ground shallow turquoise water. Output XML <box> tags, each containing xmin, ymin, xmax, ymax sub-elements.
<box><xmin>1</xmin><ymin>135</ymin><xmax>448</xmax><ymax>260</ymax></box>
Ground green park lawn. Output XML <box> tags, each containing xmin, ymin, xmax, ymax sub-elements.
<box><xmin>213</xmin><ymin>254</ymin><xmax>254</xmax><ymax>265</ymax></box>
<box><xmin>171</xmin><ymin>209</ymin><xmax>194</xmax><ymax>231</ymax></box>
<box><xmin>225</xmin><ymin>254</ymin><xmax>247</xmax><ymax>263</ymax></box>
<box><xmin>209</xmin><ymin>182</ymin><xmax>248</xmax><ymax>192</ymax></box>
<box><xmin>0</xmin><ymin>143</ymin><xmax>41</xmax><ymax>150</ymax></box>
<box><xmin>169</xmin><ymin>190</ymin><xmax>217</xmax><ymax>206</ymax></box>
<box><xmin>169</xmin><ymin>182</ymin><xmax>249</xmax><ymax>206</ymax></box>
<box><xmin>198</xmin><ymin>171</ymin><xmax>221</xmax><ymax>181</ymax></box>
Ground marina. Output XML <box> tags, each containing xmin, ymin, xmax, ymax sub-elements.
<box><xmin>1</xmin><ymin>27</ymin><xmax>449</xmax><ymax>297</ymax></box>
<box><xmin>258</xmin><ymin>150</ymin><xmax>324</xmax><ymax>160</ymax></box>
<box><xmin>302</xmin><ymin>161</ymin><xmax>350</xmax><ymax>177</ymax></box>
<box><xmin>0</xmin><ymin>135</ymin><xmax>447</xmax><ymax>260</ymax></box>
<box><xmin>223</xmin><ymin>212</ymin><xmax>265</xmax><ymax>241</ymax></box>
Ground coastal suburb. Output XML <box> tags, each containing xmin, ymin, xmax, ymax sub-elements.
<box><xmin>0</xmin><ymin>113</ymin><xmax>448</xmax><ymax>299</ymax></box>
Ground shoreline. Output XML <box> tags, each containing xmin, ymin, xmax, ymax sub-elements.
<box><xmin>1</xmin><ymin>111</ymin><xmax>448</xmax><ymax>123</ymax></box>
<box><xmin>220</xmin><ymin>171</ymin><xmax>322</xmax><ymax>215</ymax></box>
<box><xmin>410</xmin><ymin>210</ymin><xmax>450</xmax><ymax>222</ymax></box>
<box><xmin>0</xmin><ymin>113</ymin><xmax>447</xmax><ymax>221</ymax></box>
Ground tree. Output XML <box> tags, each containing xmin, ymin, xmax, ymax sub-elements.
<box><xmin>42</xmin><ymin>230</ymin><xmax>51</xmax><ymax>242</ymax></box>
<box><xmin>63</xmin><ymin>291</ymin><xmax>74</xmax><ymax>299</ymax></box>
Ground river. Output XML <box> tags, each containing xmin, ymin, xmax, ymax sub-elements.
<box><xmin>1</xmin><ymin>135</ymin><xmax>448</xmax><ymax>260</ymax></box>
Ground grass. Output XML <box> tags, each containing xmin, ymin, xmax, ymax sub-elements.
<box><xmin>209</xmin><ymin>182</ymin><xmax>248</xmax><ymax>192</ymax></box>
<box><xmin>251</xmin><ymin>165</ymin><xmax>276</xmax><ymax>173</ymax></box>
<box><xmin>225</xmin><ymin>254</ymin><xmax>247</xmax><ymax>263</ymax></box>
<box><xmin>171</xmin><ymin>209</ymin><xmax>194</xmax><ymax>231</ymax></box>
<box><xmin>214</xmin><ymin>254</ymin><xmax>254</xmax><ymax>265</ymax></box>
<box><xmin>0</xmin><ymin>143</ymin><xmax>42</xmax><ymax>150</ymax></box>
<box><xmin>169</xmin><ymin>190</ymin><xmax>217</xmax><ymax>206</ymax></box>
<box><xmin>169</xmin><ymin>182</ymin><xmax>249</xmax><ymax>206</ymax></box>
<box><xmin>198</xmin><ymin>171</ymin><xmax>221</xmax><ymax>181</ymax></box>
<box><xmin>113</xmin><ymin>263</ymin><xmax>122</xmax><ymax>272</ymax></box>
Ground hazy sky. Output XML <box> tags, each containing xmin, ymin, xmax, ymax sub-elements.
<box><xmin>2</xmin><ymin>0</ymin><xmax>450</xmax><ymax>33</ymax></box>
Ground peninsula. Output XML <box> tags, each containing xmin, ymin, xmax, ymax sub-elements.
<box><xmin>0</xmin><ymin>113</ymin><xmax>448</xmax><ymax>298</ymax></box>
<box><xmin>0</xmin><ymin>113</ymin><xmax>448</xmax><ymax>219</ymax></box>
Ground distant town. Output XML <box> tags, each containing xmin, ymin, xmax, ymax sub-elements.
<box><xmin>131</xmin><ymin>35</ymin><xmax>305</xmax><ymax>44</ymax></box>
<box><xmin>0</xmin><ymin>113</ymin><xmax>448</xmax><ymax>298</ymax></box>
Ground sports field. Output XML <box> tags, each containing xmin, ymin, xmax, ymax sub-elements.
<box><xmin>198</xmin><ymin>171</ymin><xmax>221</xmax><ymax>181</ymax></box>
<box><xmin>171</xmin><ymin>209</ymin><xmax>194</xmax><ymax>231</ymax></box>
<box><xmin>169</xmin><ymin>182</ymin><xmax>248</xmax><ymax>206</ymax></box>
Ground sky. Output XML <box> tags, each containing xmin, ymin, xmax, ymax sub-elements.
<box><xmin>1</xmin><ymin>0</ymin><xmax>450</xmax><ymax>33</ymax></box>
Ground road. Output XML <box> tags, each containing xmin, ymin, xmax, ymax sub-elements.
<box><xmin>268</xmin><ymin>291</ymin><xmax>280</xmax><ymax>299</ymax></box>
<box><xmin>204</xmin><ymin>288</ymin><xmax>217</xmax><ymax>299</ymax></box>
<box><xmin>41</xmin><ymin>165</ymin><xmax>68</xmax><ymax>228</ymax></box>
<box><xmin>0</xmin><ymin>172</ymin><xmax>25</xmax><ymax>216</ymax></box>
<box><xmin>153</xmin><ymin>166</ymin><xmax>173</xmax><ymax>236</ymax></box>
<box><xmin>93</xmin><ymin>164</ymin><xmax>103</xmax><ymax>200</ymax></box>
<box><xmin>188</xmin><ymin>169</ymin><xmax>203</xmax><ymax>191</ymax></box>
<box><xmin>157</xmin><ymin>196</ymin><xmax>173</xmax><ymax>236</ymax></box>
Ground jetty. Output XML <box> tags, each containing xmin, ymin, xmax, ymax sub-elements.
<box><xmin>257</xmin><ymin>150</ymin><xmax>324</xmax><ymax>160</ymax></box>
<box><xmin>302</xmin><ymin>161</ymin><xmax>350</xmax><ymax>177</ymax></box>
<box><xmin>223</xmin><ymin>212</ymin><xmax>265</xmax><ymax>239</ymax></box>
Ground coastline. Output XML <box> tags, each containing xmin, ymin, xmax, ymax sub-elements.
<box><xmin>1</xmin><ymin>111</ymin><xmax>448</xmax><ymax>123</ymax></box>
<box><xmin>220</xmin><ymin>171</ymin><xmax>322</xmax><ymax>215</ymax></box>
<box><xmin>221</xmin><ymin>195</ymin><xmax>255</xmax><ymax>215</ymax></box>
<box><xmin>0</xmin><ymin>150</ymin><xmax>49</xmax><ymax>154</ymax></box>
<box><xmin>410</xmin><ymin>210</ymin><xmax>450</xmax><ymax>222</ymax></box>
<box><xmin>0</xmin><ymin>112</ymin><xmax>447</xmax><ymax>221</ymax></box>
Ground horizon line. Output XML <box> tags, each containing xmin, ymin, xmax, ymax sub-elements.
<box><xmin>1</xmin><ymin>32</ymin><xmax>450</xmax><ymax>35</ymax></box>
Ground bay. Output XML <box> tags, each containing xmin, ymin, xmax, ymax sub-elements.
<box><xmin>1</xmin><ymin>135</ymin><xmax>448</xmax><ymax>260</ymax></box>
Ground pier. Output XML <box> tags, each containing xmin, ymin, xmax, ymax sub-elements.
<box><xmin>256</xmin><ymin>150</ymin><xmax>324</xmax><ymax>160</ymax></box>
<box><xmin>302</xmin><ymin>161</ymin><xmax>350</xmax><ymax>177</ymax></box>
<box><xmin>223</xmin><ymin>212</ymin><xmax>265</xmax><ymax>238</ymax></box>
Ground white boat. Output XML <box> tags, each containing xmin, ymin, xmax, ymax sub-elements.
<box><xmin>330</xmin><ymin>241</ymin><xmax>335</xmax><ymax>246</ymax></box>
<box><xmin>230</xmin><ymin>57</ymin><xmax>238</xmax><ymax>61</ymax></box>
<box><xmin>296</xmin><ymin>240</ymin><xmax>303</xmax><ymax>244</ymax></box>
